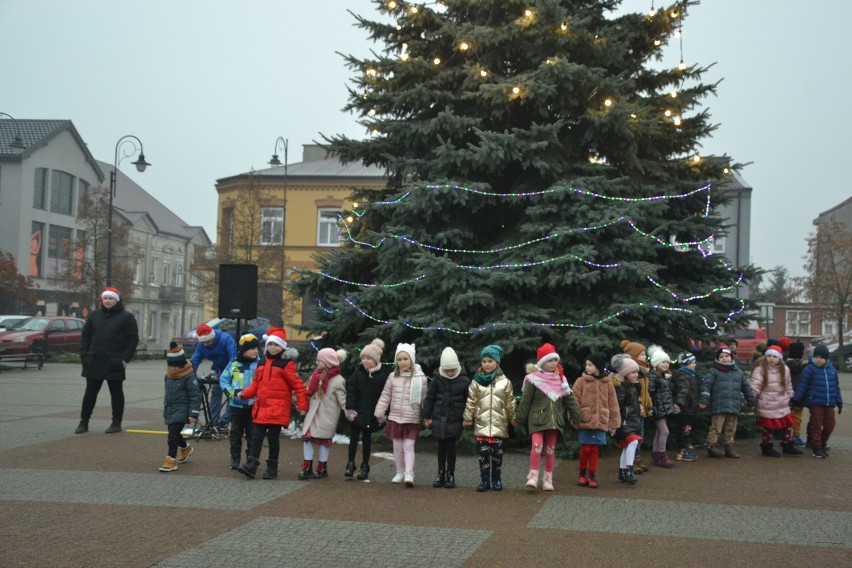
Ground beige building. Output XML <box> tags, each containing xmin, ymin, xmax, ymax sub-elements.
<box><xmin>211</xmin><ymin>144</ymin><xmax>386</xmax><ymax>340</ymax></box>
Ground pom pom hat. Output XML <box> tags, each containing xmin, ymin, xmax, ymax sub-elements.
<box><xmin>648</xmin><ymin>345</ymin><xmax>671</xmax><ymax>368</ymax></box>
<box><xmin>535</xmin><ymin>343</ymin><xmax>560</xmax><ymax>369</ymax></box>
<box><xmin>264</xmin><ymin>327</ymin><xmax>288</xmax><ymax>350</ymax></box>
<box><xmin>196</xmin><ymin>324</ymin><xmax>216</xmax><ymax>343</ymax></box>
<box><xmin>620</xmin><ymin>339</ymin><xmax>647</xmax><ymax>360</ymax></box>
<box><xmin>101</xmin><ymin>287</ymin><xmax>121</xmax><ymax>302</ymax></box>
<box><xmin>677</xmin><ymin>351</ymin><xmax>696</xmax><ymax>366</ymax></box>
<box><xmin>318</xmin><ymin>347</ymin><xmax>347</xmax><ymax>368</ymax></box>
<box><xmin>716</xmin><ymin>345</ymin><xmax>733</xmax><ymax>359</ymax></box>
<box><xmin>610</xmin><ymin>353</ymin><xmax>640</xmax><ymax>377</ymax></box>
<box><xmin>167</xmin><ymin>341</ymin><xmax>187</xmax><ymax>366</ymax></box>
<box><xmin>360</xmin><ymin>338</ymin><xmax>385</xmax><ymax>365</ymax></box>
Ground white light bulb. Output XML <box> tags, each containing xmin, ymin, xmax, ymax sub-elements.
<box><xmin>664</xmin><ymin>109</ymin><xmax>672</xmax><ymax>117</ymax></box>
<box><xmin>604</xmin><ymin>98</ymin><xmax>613</xmax><ymax>107</ymax></box>
<box><xmin>433</xmin><ymin>57</ymin><xmax>441</xmax><ymax>65</ymax></box>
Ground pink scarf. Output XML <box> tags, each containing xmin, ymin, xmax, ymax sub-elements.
<box><xmin>307</xmin><ymin>366</ymin><xmax>340</xmax><ymax>397</ymax></box>
<box><xmin>524</xmin><ymin>370</ymin><xmax>570</xmax><ymax>402</ymax></box>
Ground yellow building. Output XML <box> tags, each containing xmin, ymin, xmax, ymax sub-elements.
<box><xmin>212</xmin><ymin>144</ymin><xmax>386</xmax><ymax>341</ymax></box>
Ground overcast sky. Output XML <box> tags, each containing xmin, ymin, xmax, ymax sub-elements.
<box><xmin>3</xmin><ymin>0</ymin><xmax>850</xmax><ymax>279</ymax></box>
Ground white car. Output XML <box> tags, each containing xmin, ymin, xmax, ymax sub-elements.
<box><xmin>0</xmin><ymin>315</ymin><xmax>29</xmax><ymax>332</ymax></box>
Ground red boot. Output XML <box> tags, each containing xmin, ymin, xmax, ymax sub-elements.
<box><xmin>577</xmin><ymin>468</ymin><xmax>588</xmax><ymax>486</ymax></box>
<box><xmin>586</xmin><ymin>471</ymin><xmax>598</xmax><ymax>489</ymax></box>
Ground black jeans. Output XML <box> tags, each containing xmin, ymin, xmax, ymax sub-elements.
<box><xmin>348</xmin><ymin>424</ymin><xmax>373</xmax><ymax>464</ymax></box>
<box><xmin>673</xmin><ymin>413</ymin><xmax>695</xmax><ymax>451</ymax></box>
<box><xmin>80</xmin><ymin>378</ymin><xmax>125</xmax><ymax>422</ymax></box>
<box><xmin>249</xmin><ymin>424</ymin><xmax>282</xmax><ymax>462</ymax></box>
<box><xmin>436</xmin><ymin>437</ymin><xmax>459</xmax><ymax>473</ymax></box>
<box><xmin>229</xmin><ymin>406</ymin><xmax>254</xmax><ymax>459</ymax></box>
<box><xmin>166</xmin><ymin>422</ymin><xmax>188</xmax><ymax>458</ymax></box>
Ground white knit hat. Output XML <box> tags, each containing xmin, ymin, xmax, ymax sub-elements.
<box><xmin>439</xmin><ymin>347</ymin><xmax>460</xmax><ymax>371</ymax></box>
<box><xmin>395</xmin><ymin>343</ymin><xmax>416</xmax><ymax>365</ymax></box>
<box><xmin>648</xmin><ymin>344</ymin><xmax>671</xmax><ymax>368</ymax></box>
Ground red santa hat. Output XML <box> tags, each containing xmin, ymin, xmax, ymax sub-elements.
<box><xmin>764</xmin><ymin>345</ymin><xmax>784</xmax><ymax>359</ymax></box>
<box><xmin>264</xmin><ymin>327</ymin><xmax>288</xmax><ymax>350</ymax></box>
<box><xmin>196</xmin><ymin>324</ymin><xmax>216</xmax><ymax>343</ymax></box>
<box><xmin>535</xmin><ymin>342</ymin><xmax>560</xmax><ymax>369</ymax></box>
<box><xmin>101</xmin><ymin>287</ymin><xmax>121</xmax><ymax>302</ymax></box>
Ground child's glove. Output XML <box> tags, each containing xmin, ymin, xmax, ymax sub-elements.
<box><xmin>790</xmin><ymin>398</ymin><xmax>803</xmax><ymax>409</ymax></box>
<box><xmin>376</xmin><ymin>417</ymin><xmax>387</xmax><ymax>427</ymax></box>
<box><xmin>345</xmin><ymin>409</ymin><xmax>358</xmax><ymax>422</ymax></box>
<box><xmin>837</xmin><ymin>403</ymin><xmax>843</xmax><ymax>414</ymax></box>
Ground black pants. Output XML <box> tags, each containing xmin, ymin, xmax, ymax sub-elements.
<box><xmin>348</xmin><ymin>424</ymin><xmax>373</xmax><ymax>464</ymax></box>
<box><xmin>80</xmin><ymin>378</ymin><xmax>124</xmax><ymax>422</ymax></box>
<box><xmin>166</xmin><ymin>422</ymin><xmax>188</xmax><ymax>458</ymax></box>
<box><xmin>436</xmin><ymin>437</ymin><xmax>459</xmax><ymax>473</ymax></box>
<box><xmin>478</xmin><ymin>438</ymin><xmax>504</xmax><ymax>480</ymax></box>
<box><xmin>229</xmin><ymin>406</ymin><xmax>254</xmax><ymax>459</ymax></box>
<box><xmin>673</xmin><ymin>413</ymin><xmax>695</xmax><ymax>451</ymax></box>
<box><xmin>249</xmin><ymin>424</ymin><xmax>282</xmax><ymax>462</ymax></box>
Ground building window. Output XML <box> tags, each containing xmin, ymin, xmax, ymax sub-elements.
<box><xmin>46</xmin><ymin>225</ymin><xmax>73</xmax><ymax>278</ymax></box>
<box><xmin>261</xmin><ymin>207</ymin><xmax>284</xmax><ymax>246</ymax></box>
<box><xmin>77</xmin><ymin>179</ymin><xmax>90</xmax><ymax>216</ymax></box>
<box><xmin>163</xmin><ymin>261</ymin><xmax>170</xmax><ymax>286</ymax></box>
<box><xmin>50</xmin><ymin>170</ymin><xmax>75</xmax><ymax>215</ymax></box>
<box><xmin>712</xmin><ymin>235</ymin><xmax>726</xmax><ymax>254</ymax></box>
<box><xmin>317</xmin><ymin>208</ymin><xmax>340</xmax><ymax>247</ymax></box>
<box><xmin>176</xmin><ymin>263</ymin><xmax>184</xmax><ymax>287</ymax></box>
<box><xmin>148</xmin><ymin>310</ymin><xmax>157</xmax><ymax>340</ymax></box>
<box><xmin>33</xmin><ymin>168</ymin><xmax>48</xmax><ymax>210</ymax></box>
<box><xmin>822</xmin><ymin>319</ymin><xmax>838</xmax><ymax>337</ymax></box>
<box><xmin>150</xmin><ymin>258</ymin><xmax>159</xmax><ymax>284</ymax></box>
<box><xmin>30</xmin><ymin>221</ymin><xmax>45</xmax><ymax>277</ymax></box>
<box><xmin>134</xmin><ymin>258</ymin><xmax>143</xmax><ymax>283</ymax></box>
<box><xmin>786</xmin><ymin>310</ymin><xmax>811</xmax><ymax>336</ymax></box>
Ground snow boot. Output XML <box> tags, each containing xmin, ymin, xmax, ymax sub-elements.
<box><xmin>356</xmin><ymin>462</ymin><xmax>370</xmax><ymax>481</ymax></box>
<box><xmin>432</xmin><ymin>470</ymin><xmax>446</xmax><ymax>488</ymax></box>
<box><xmin>237</xmin><ymin>456</ymin><xmax>260</xmax><ymax>479</ymax></box>
<box><xmin>74</xmin><ymin>420</ymin><xmax>88</xmax><ymax>434</ymax></box>
<box><xmin>262</xmin><ymin>460</ymin><xmax>278</xmax><ymax>480</ymax></box>
<box><xmin>298</xmin><ymin>460</ymin><xmax>314</xmax><ymax>480</ymax></box>
<box><xmin>761</xmin><ymin>443</ymin><xmax>781</xmax><ymax>457</ymax></box>
<box><xmin>344</xmin><ymin>461</ymin><xmax>356</xmax><ymax>478</ymax></box>
<box><xmin>781</xmin><ymin>442</ymin><xmax>803</xmax><ymax>456</ymax></box>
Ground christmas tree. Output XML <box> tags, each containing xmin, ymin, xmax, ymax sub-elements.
<box><xmin>293</xmin><ymin>0</ymin><xmax>752</xmax><ymax>375</ymax></box>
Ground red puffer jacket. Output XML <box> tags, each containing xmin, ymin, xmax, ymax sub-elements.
<box><xmin>238</xmin><ymin>358</ymin><xmax>307</xmax><ymax>426</ymax></box>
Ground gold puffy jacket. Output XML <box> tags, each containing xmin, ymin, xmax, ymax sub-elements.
<box><xmin>463</xmin><ymin>373</ymin><xmax>516</xmax><ymax>438</ymax></box>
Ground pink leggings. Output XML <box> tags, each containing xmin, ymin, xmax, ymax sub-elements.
<box><xmin>392</xmin><ymin>438</ymin><xmax>416</xmax><ymax>473</ymax></box>
<box><xmin>529</xmin><ymin>429</ymin><xmax>558</xmax><ymax>473</ymax></box>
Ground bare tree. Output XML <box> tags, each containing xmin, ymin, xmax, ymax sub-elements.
<box><xmin>0</xmin><ymin>249</ymin><xmax>38</xmax><ymax>313</ymax></box>
<box><xmin>797</xmin><ymin>218</ymin><xmax>852</xmax><ymax>369</ymax></box>
<box><xmin>763</xmin><ymin>266</ymin><xmax>795</xmax><ymax>303</ymax></box>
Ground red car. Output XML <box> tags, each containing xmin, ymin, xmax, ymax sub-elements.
<box><xmin>0</xmin><ymin>316</ymin><xmax>85</xmax><ymax>357</ymax></box>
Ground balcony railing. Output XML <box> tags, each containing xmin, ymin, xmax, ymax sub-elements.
<box><xmin>158</xmin><ymin>285</ymin><xmax>186</xmax><ymax>302</ymax></box>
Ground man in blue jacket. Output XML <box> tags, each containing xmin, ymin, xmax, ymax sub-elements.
<box><xmin>191</xmin><ymin>324</ymin><xmax>237</xmax><ymax>429</ymax></box>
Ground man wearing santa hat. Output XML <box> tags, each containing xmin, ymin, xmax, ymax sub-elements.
<box><xmin>191</xmin><ymin>322</ymin><xmax>237</xmax><ymax>429</ymax></box>
<box><xmin>76</xmin><ymin>287</ymin><xmax>139</xmax><ymax>434</ymax></box>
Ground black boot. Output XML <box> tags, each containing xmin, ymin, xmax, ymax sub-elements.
<box><xmin>229</xmin><ymin>454</ymin><xmax>241</xmax><ymax>470</ymax></box>
<box><xmin>492</xmin><ymin>474</ymin><xmax>503</xmax><ymax>492</ymax></box>
<box><xmin>723</xmin><ymin>444</ymin><xmax>740</xmax><ymax>459</ymax></box>
<box><xmin>298</xmin><ymin>460</ymin><xmax>314</xmax><ymax>480</ymax></box>
<box><xmin>477</xmin><ymin>470</ymin><xmax>490</xmax><ymax>492</ymax></box>
<box><xmin>237</xmin><ymin>456</ymin><xmax>260</xmax><ymax>479</ymax></box>
<box><xmin>356</xmin><ymin>462</ymin><xmax>370</xmax><ymax>481</ymax></box>
<box><xmin>105</xmin><ymin>421</ymin><xmax>122</xmax><ymax>434</ymax></box>
<box><xmin>619</xmin><ymin>468</ymin><xmax>626</xmax><ymax>483</ymax></box>
<box><xmin>74</xmin><ymin>420</ymin><xmax>88</xmax><ymax>434</ymax></box>
<box><xmin>344</xmin><ymin>461</ymin><xmax>356</xmax><ymax>478</ymax></box>
<box><xmin>623</xmin><ymin>466</ymin><xmax>638</xmax><ymax>484</ymax></box>
<box><xmin>262</xmin><ymin>460</ymin><xmax>278</xmax><ymax>479</ymax></box>
<box><xmin>781</xmin><ymin>442</ymin><xmax>803</xmax><ymax>456</ymax></box>
<box><xmin>761</xmin><ymin>443</ymin><xmax>781</xmax><ymax>457</ymax></box>
<box><xmin>432</xmin><ymin>470</ymin><xmax>446</xmax><ymax>488</ymax></box>
<box><xmin>445</xmin><ymin>472</ymin><xmax>456</xmax><ymax>489</ymax></box>
<box><xmin>314</xmin><ymin>461</ymin><xmax>328</xmax><ymax>479</ymax></box>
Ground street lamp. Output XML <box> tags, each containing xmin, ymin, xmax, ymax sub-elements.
<box><xmin>0</xmin><ymin>112</ymin><xmax>27</xmax><ymax>151</ymax></box>
<box><xmin>269</xmin><ymin>137</ymin><xmax>288</xmax><ymax>280</ymax></box>
<box><xmin>107</xmin><ymin>135</ymin><xmax>150</xmax><ymax>286</ymax></box>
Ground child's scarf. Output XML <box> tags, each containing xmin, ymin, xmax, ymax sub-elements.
<box><xmin>524</xmin><ymin>370</ymin><xmax>570</xmax><ymax>401</ymax></box>
<box><xmin>167</xmin><ymin>362</ymin><xmax>194</xmax><ymax>380</ymax></box>
<box><xmin>307</xmin><ymin>367</ymin><xmax>340</xmax><ymax>398</ymax></box>
<box><xmin>398</xmin><ymin>364</ymin><xmax>425</xmax><ymax>406</ymax></box>
<box><xmin>474</xmin><ymin>370</ymin><xmax>499</xmax><ymax>387</ymax></box>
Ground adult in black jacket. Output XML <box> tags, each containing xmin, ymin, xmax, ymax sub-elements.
<box><xmin>76</xmin><ymin>287</ymin><xmax>139</xmax><ymax>434</ymax></box>
<box><xmin>344</xmin><ymin>339</ymin><xmax>389</xmax><ymax>480</ymax></box>
<box><xmin>422</xmin><ymin>347</ymin><xmax>471</xmax><ymax>488</ymax></box>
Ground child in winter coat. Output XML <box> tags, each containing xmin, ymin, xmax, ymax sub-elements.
<box><xmin>792</xmin><ymin>344</ymin><xmax>843</xmax><ymax>459</ymax></box>
<box><xmin>463</xmin><ymin>344</ymin><xmax>516</xmax><ymax>492</ymax></box>
<box><xmin>671</xmin><ymin>352</ymin><xmax>700</xmax><ymax>462</ymax></box>
<box><xmin>647</xmin><ymin>345</ymin><xmax>676</xmax><ymax>468</ymax></box>
<box><xmin>785</xmin><ymin>340</ymin><xmax>807</xmax><ymax>445</ymax></box>
<box><xmin>219</xmin><ymin>334</ymin><xmax>261</xmax><ymax>470</ymax></box>
<box><xmin>159</xmin><ymin>342</ymin><xmax>200</xmax><ymax>472</ymax></box>
<box><xmin>235</xmin><ymin>328</ymin><xmax>308</xmax><ymax>479</ymax></box>
<box><xmin>298</xmin><ymin>348</ymin><xmax>348</xmax><ymax>479</ymax></box>
<box><xmin>699</xmin><ymin>345</ymin><xmax>756</xmax><ymax>458</ymax></box>
<box><xmin>344</xmin><ymin>339</ymin><xmax>389</xmax><ymax>481</ymax></box>
<box><xmin>572</xmin><ymin>352</ymin><xmax>621</xmax><ymax>489</ymax></box>
<box><xmin>374</xmin><ymin>343</ymin><xmax>428</xmax><ymax>487</ymax></box>
<box><xmin>749</xmin><ymin>344</ymin><xmax>801</xmax><ymax>457</ymax></box>
<box><xmin>610</xmin><ymin>354</ymin><xmax>643</xmax><ymax>484</ymax></box>
<box><xmin>621</xmin><ymin>339</ymin><xmax>652</xmax><ymax>473</ymax></box>
<box><xmin>517</xmin><ymin>343</ymin><xmax>580</xmax><ymax>491</ymax></box>
<box><xmin>422</xmin><ymin>347</ymin><xmax>471</xmax><ymax>489</ymax></box>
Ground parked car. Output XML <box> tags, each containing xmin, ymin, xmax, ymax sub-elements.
<box><xmin>176</xmin><ymin>316</ymin><xmax>271</xmax><ymax>354</ymax></box>
<box><xmin>0</xmin><ymin>315</ymin><xmax>29</xmax><ymax>332</ymax></box>
<box><xmin>816</xmin><ymin>329</ymin><xmax>852</xmax><ymax>369</ymax></box>
<box><xmin>728</xmin><ymin>328</ymin><xmax>768</xmax><ymax>362</ymax></box>
<box><xmin>0</xmin><ymin>316</ymin><xmax>85</xmax><ymax>357</ymax></box>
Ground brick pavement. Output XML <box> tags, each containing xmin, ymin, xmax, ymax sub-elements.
<box><xmin>0</xmin><ymin>360</ymin><xmax>850</xmax><ymax>567</ymax></box>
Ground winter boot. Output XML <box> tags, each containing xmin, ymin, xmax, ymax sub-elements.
<box><xmin>577</xmin><ymin>468</ymin><xmax>588</xmax><ymax>486</ymax></box>
<box><xmin>491</xmin><ymin>473</ymin><xmax>503</xmax><ymax>492</ymax></box>
<box><xmin>619</xmin><ymin>468</ymin><xmax>626</xmax><ymax>483</ymax></box>
<box><xmin>477</xmin><ymin>470</ymin><xmax>490</xmax><ymax>492</ymax></box>
<box><xmin>105</xmin><ymin>421</ymin><xmax>122</xmax><ymax>434</ymax></box>
<box><xmin>229</xmin><ymin>454</ymin><xmax>241</xmax><ymax>470</ymax></box>
<box><xmin>237</xmin><ymin>456</ymin><xmax>260</xmax><ymax>479</ymax></box>
<box><xmin>658</xmin><ymin>452</ymin><xmax>676</xmax><ymax>468</ymax></box>
<box><xmin>650</xmin><ymin>451</ymin><xmax>662</xmax><ymax>466</ymax></box>
<box><xmin>676</xmin><ymin>449</ymin><xmax>698</xmax><ymax>462</ymax></box>
<box><xmin>356</xmin><ymin>462</ymin><xmax>370</xmax><ymax>481</ymax></box>
<box><xmin>723</xmin><ymin>444</ymin><xmax>740</xmax><ymax>459</ymax></box>
<box><xmin>445</xmin><ymin>472</ymin><xmax>456</xmax><ymax>489</ymax></box>
<box><xmin>176</xmin><ymin>445</ymin><xmax>194</xmax><ymax>464</ymax></box>
<box><xmin>633</xmin><ymin>458</ymin><xmax>647</xmax><ymax>473</ymax></box>
<box><xmin>812</xmin><ymin>446</ymin><xmax>826</xmax><ymax>459</ymax></box>
<box><xmin>159</xmin><ymin>456</ymin><xmax>178</xmax><ymax>472</ymax></box>
<box><xmin>298</xmin><ymin>460</ymin><xmax>314</xmax><ymax>480</ymax></box>
<box><xmin>761</xmin><ymin>443</ymin><xmax>781</xmax><ymax>457</ymax></box>
<box><xmin>74</xmin><ymin>420</ymin><xmax>89</xmax><ymax>434</ymax></box>
<box><xmin>314</xmin><ymin>461</ymin><xmax>328</xmax><ymax>479</ymax></box>
<box><xmin>781</xmin><ymin>442</ymin><xmax>803</xmax><ymax>456</ymax></box>
<box><xmin>624</xmin><ymin>465</ymin><xmax>638</xmax><ymax>484</ymax></box>
<box><xmin>344</xmin><ymin>461</ymin><xmax>356</xmax><ymax>478</ymax></box>
<box><xmin>542</xmin><ymin>471</ymin><xmax>554</xmax><ymax>491</ymax></box>
<box><xmin>432</xmin><ymin>470</ymin><xmax>446</xmax><ymax>488</ymax></box>
<box><xmin>262</xmin><ymin>460</ymin><xmax>278</xmax><ymax>480</ymax></box>
<box><xmin>586</xmin><ymin>471</ymin><xmax>598</xmax><ymax>489</ymax></box>
<box><xmin>526</xmin><ymin>469</ymin><xmax>540</xmax><ymax>489</ymax></box>
<box><xmin>706</xmin><ymin>443</ymin><xmax>723</xmax><ymax>458</ymax></box>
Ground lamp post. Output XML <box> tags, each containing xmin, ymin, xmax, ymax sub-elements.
<box><xmin>0</xmin><ymin>112</ymin><xmax>27</xmax><ymax>151</ymax></box>
<box><xmin>269</xmin><ymin>137</ymin><xmax>288</xmax><ymax>280</ymax></box>
<box><xmin>107</xmin><ymin>135</ymin><xmax>150</xmax><ymax>286</ymax></box>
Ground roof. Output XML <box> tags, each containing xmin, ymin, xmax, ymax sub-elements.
<box><xmin>0</xmin><ymin>119</ymin><xmax>105</xmax><ymax>181</ymax></box>
<box><xmin>96</xmin><ymin>160</ymin><xmax>211</xmax><ymax>244</ymax></box>
<box><xmin>216</xmin><ymin>146</ymin><xmax>386</xmax><ymax>184</ymax></box>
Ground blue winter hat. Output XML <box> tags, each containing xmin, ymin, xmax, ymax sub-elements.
<box><xmin>480</xmin><ymin>344</ymin><xmax>503</xmax><ymax>364</ymax></box>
